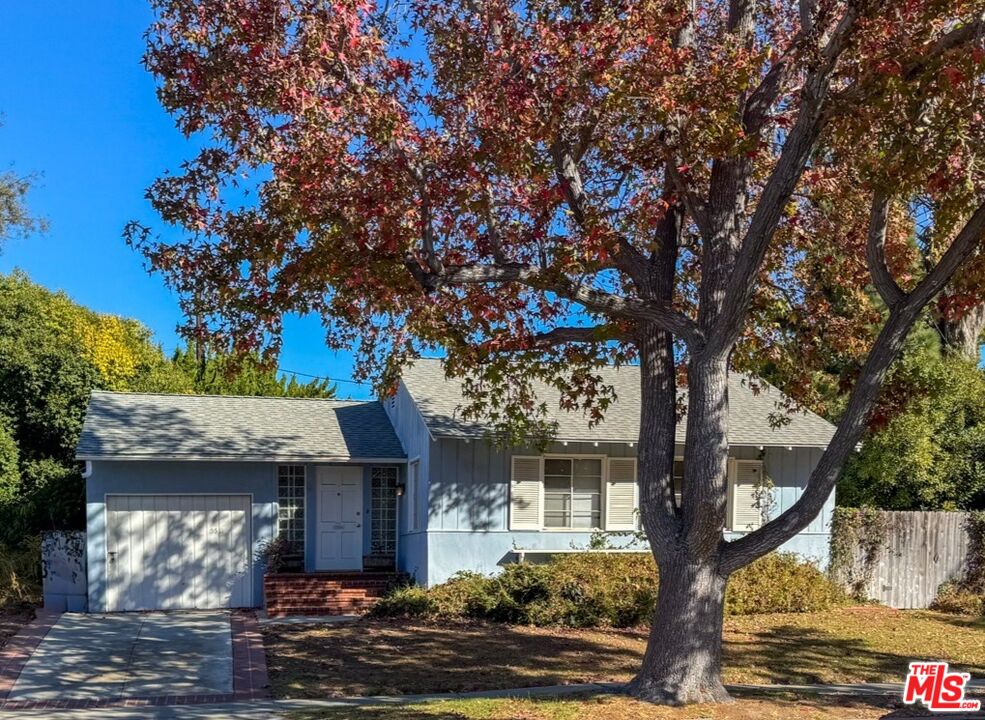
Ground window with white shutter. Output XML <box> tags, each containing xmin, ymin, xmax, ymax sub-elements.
<box><xmin>605</xmin><ymin>458</ymin><xmax>637</xmax><ymax>531</ymax></box>
<box><xmin>510</xmin><ymin>456</ymin><xmax>543</xmax><ymax>530</ymax></box>
<box><xmin>731</xmin><ymin>460</ymin><xmax>764</xmax><ymax>531</ymax></box>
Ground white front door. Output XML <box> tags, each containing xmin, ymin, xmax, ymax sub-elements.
<box><xmin>316</xmin><ymin>466</ymin><xmax>364</xmax><ymax>570</ymax></box>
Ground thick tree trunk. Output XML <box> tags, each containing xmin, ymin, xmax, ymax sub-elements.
<box><xmin>632</xmin><ymin>345</ymin><xmax>734</xmax><ymax>704</ymax></box>
<box><xmin>628</xmin><ymin>557</ymin><xmax>731</xmax><ymax>704</ymax></box>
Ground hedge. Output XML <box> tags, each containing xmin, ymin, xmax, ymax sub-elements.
<box><xmin>370</xmin><ymin>551</ymin><xmax>845</xmax><ymax>627</ymax></box>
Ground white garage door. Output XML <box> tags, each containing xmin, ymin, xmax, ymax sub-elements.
<box><xmin>106</xmin><ymin>494</ymin><xmax>252</xmax><ymax>611</ymax></box>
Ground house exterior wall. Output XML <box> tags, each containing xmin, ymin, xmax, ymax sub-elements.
<box><xmin>86</xmin><ymin>459</ymin><xmax>405</xmax><ymax>611</ymax></box>
<box><xmin>383</xmin><ymin>381</ymin><xmax>434</xmax><ymax>584</ymax></box>
<box><xmin>421</xmin><ymin>439</ymin><xmax>835</xmax><ymax>586</ymax></box>
<box><xmin>85</xmin><ymin>460</ymin><xmax>278</xmax><ymax>611</ymax></box>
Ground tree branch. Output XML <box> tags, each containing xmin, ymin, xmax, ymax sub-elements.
<box><xmin>836</xmin><ymin>13</ymin><xmax>984</xmax><ymax>105</ymax></box>
<box><xmin>549</xmin><ymin>140</ymin><xmax>649</xmax><ymax>284</ymax></box>
<box><xmin>414</xmin><ymin>261</ymin><xmax>704</xmax><ymax>347</ymax></box>
<box><xmin>532</xmin><ymin>325</ymin><xmax>628</xmax><ymax>347</ymax></box>
<box><xmin>865</xmin><ymin>192</ymin><xmax>905</xmax><ymax>308</ymax></box>
<box><xmin>705</xmin><ymin>4</ymin><xmax>862</xmax><ymax>356</ymax></box>
<box><xmin>721</xmin><ymin>200</ymin><xmax>985</xmax><ymax>573</ymax></box>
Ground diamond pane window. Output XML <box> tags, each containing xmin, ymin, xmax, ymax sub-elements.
<box><xmin>277</xmin><ymin>465</ymin><xmax>305</xmax><ymax>551</ymax></box>
<box><xmin>371</xmin><ymin>467</ymin><xmax>398</xmax><ymax>557</ymax></box>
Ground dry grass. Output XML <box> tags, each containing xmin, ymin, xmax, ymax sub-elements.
<box><xmin>288</xmin><ymin>692</ymin><xmax>934</xmax><ymax>720</ymax></box>
<box><xmin>724</xmin><ymin>606</ymin><xmax>985</xmax><ymax>685</ymax></box>
<box><xmin>264</xmin><ymin>606</ymin><xmax>985</xmax><ymax>699</ymax></box>
<box><xmin>0</xmin><ymin>606</ymin><xmax>33</xmax><ymax>649</ymax></box>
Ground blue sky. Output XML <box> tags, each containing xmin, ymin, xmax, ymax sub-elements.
<box><xmin>0</xmin><ymin>1</ymin><xmax>372</xmax><ymax>399</ymax></box>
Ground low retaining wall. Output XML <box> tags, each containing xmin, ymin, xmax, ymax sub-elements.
<box><xmin>42</xmin><ymin>531</ymin><xmax>87</xmax><ymax>612</ymax></box>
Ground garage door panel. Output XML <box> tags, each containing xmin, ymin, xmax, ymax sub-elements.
<box><xmin>106</xmin><ymin>494</ymin><xmax>252</xmax><ymax>611</ymax></box>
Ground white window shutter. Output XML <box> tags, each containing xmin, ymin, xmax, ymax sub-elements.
<box><xmin>510</xmin><ymin>456</ymin><xmax>542</xmax><ymax>530</ymax></box>
<box><xmin>731</xmin><ymin>460</ymin><xmax>764</xmax><ymax>532</ymax></box>
<box><xmin>605</xmin><ymin>458</ymin><xmax>638</xmax><ymax>531</ymax></box>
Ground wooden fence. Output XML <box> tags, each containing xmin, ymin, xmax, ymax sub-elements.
<box><xmin>836</xmin><ymin>510</ymin><xmax>970</xmax><ymax>609</ymax></box>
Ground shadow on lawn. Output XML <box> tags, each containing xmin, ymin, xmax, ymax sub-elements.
<box><xmin>918</xmin><ymin>612</ymin><xmax>985</xmax><ymax>633</ymax></box>
<box><xmin>267</xmin><ymin>615</ymin><xmax>985</xmax><ymax>703</ymax></box>
<box><xmin>0</xmin><ymin>606</ymin><xmax>34</xmax><ymax>650</ymax></box>
<box><xmin>264</xmin><ymin>620</ymin><xmax>644</xmax><ymax>698</ymax></box>
<box><xmin>725</xmin><ymin>623</ymin><xmax>985</xmax><ymax>685</ymax></box>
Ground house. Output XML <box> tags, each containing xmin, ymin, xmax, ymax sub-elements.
<box><xmin>78</xmin><ymin>358</ymin><xmax>837</xmax><ymax>613</ymax></box>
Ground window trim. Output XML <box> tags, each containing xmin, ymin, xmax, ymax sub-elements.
<box><xmin>541</xmin><ymin>453</ymin><xmax>606</xmax><ymax>531</ymax></box>
<box><xmin>407</xmin><ymin>458</ymin><xmax>421</xmax><ymax>533</ymax></box>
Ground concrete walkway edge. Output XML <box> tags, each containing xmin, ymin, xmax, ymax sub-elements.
<box><xmin>11</xmin><ymin>678</ymin><xmax>985</xmax><ymax>718</ymax></box>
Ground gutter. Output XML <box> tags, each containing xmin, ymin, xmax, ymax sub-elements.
<box><xmin>75</xmin><ymin>455</ymin><xmax>408</xmax><ymax>464</ymax></box>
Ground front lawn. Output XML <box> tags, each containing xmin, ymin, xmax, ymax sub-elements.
<box><xmin>288</xmin><ymin>692</ymin><xmax>926</xmax><ymax>720</ymax></box>
<box><xmin>264</xmin><ymin>606</ymin><xmax>985</xmax><ymax>698</ymax></box>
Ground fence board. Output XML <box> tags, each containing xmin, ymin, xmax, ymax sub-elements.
<box><xmin>843</xmin><ymin>511</ymin><xmax>970</xmax><ymax>609</ymax></box>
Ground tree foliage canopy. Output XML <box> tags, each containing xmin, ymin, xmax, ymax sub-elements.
<box><xmin>0</xmin><ymin>271</ymin><xmax>334</xmax><ymax>543</ymax></box>
<box><xmin>130</xmin><ymin>0</ymin><xmax>985</xmax><ymax>432</ymax></box>
<box><xmin>842</xmin><ymin>347</ymin><xmax>985</xmax><ymax>511</ymax></box>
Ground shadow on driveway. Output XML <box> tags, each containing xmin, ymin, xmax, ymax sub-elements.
<box><xmin>9</xmin><ymin>612</ymin><xmax>232</xmax><ymax>701</ymax></box>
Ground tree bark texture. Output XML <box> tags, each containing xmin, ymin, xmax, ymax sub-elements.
<box><xmin>628</xmin><ymin>557</ymin><xmax>731</xmax><ymax>704</ymax></box>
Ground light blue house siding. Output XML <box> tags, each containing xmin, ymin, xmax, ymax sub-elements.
<box><xmin>422</xmin><ymin>440</ymin><xmax>833</xmax><ymax>585</ymax></box>
<box><xmin>384</xmin><ymin>382</ymin><xmax>834</xmax><ymax>587</ymax></box>
<box><xmin>85</xmin><ymin>461</ymin><xmax>278</xmax><ymax>612</ymax></box>
<box><xmin>384</xmin><ymin>384</ymin><xmax>433</xmax><ymax>584</ymax></box>
<box><xmin>86</xmin><ymin>459</ymin><xmax>406</xmax><ymax>610</ymax></box>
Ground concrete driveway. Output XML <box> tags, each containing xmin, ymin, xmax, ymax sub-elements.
<box><xmin>8</xmin><ymin>612</ymin><xmax>232</xmax><ymax>701</ymax></box>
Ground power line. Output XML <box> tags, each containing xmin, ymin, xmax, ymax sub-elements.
<box><xmin>278</xmin><ymin>368</ymin><xmax>370</xmax><ymax>386</ymax></box>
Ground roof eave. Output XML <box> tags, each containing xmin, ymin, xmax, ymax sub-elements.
<box><xmin>429</xmin><ymin>432</ymin><xmax>831</xmax><ymax>448</ymax></box>
<box><xmin>77</xmin><ymin>454</ymin><xmax>407</xmax><ymax>464</ymax></box>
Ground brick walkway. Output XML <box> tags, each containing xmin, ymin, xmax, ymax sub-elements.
<box><xmin>0</xmin><ymin>609</ymin><xmax>60</xmax><ymax>701</ymax></box>
<box><xmin>0</xmin><ymin>610</ymin><xmax>270</xmax><ymax>712</ymax></box>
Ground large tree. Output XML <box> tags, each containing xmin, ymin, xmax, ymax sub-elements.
<box><xmin>133</xmin><ymin>0</ymin><xmax>985</xmax><ymax>704</ymax></box>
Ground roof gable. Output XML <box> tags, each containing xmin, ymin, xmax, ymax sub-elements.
<box><xmin>399</xmin><ymin>358</ymin><xmax>836</xmax><ymax>448</ymax></box>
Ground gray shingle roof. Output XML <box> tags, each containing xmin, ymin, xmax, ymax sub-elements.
<box><xmin>77</xmin><ymin>392</ymin><xmax>406</xmax><ymax>461</ymax></box>
<box><xmin>401</xmin><ymin>358</ymin><xmax>836</xmax><ymax>448</ymax></box>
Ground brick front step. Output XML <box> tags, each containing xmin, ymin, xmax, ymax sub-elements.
<box><xmin>265</xmin><ymin>581</ymin><xmax>397</xmax><ymax>590</ymax></box>
<box><xmin>264</xmin><ymin>572</ymin><xmax>407</xmax><ymax>618</ymax></box>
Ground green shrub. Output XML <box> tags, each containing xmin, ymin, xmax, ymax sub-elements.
<box><xmin>370</xmin><ymin>551</ymin><xmax>844</xmax><ymax>627</ymax></box>
<box><xmin>727</xmin><ymin>553</ymin><xmax>846</xmax><ymax>614</ymax></box>
<box><xmin>0</xmin><ymin>538</ymin><xmax>41</xmax><ymax>606</ymax></box>
<box><xmin>930</xmin><ymin>582</ymin><xmax>983</xmax><ymax>615</ymax></box>
<box><xmin>369</xmin><ymin>585</ymin><xmax>437</xmax><ymax>618</ymax></box>
<box><xmin>532</xmin><ymin>553</ymin><xmax>658</xmax><ymax>627</ymax></box>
